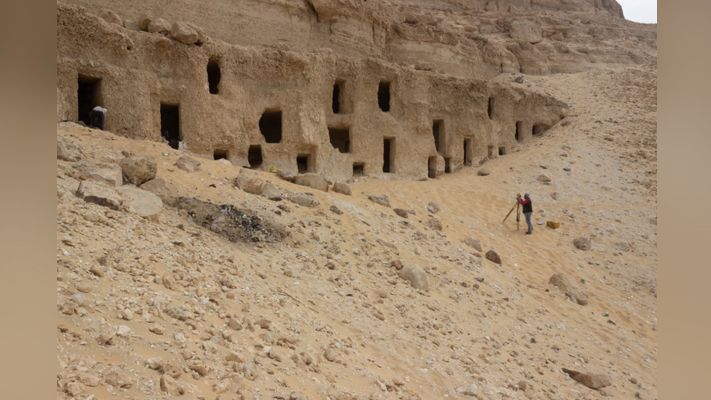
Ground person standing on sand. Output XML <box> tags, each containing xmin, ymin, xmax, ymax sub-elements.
<box><xmin>517</xmin><ymin>193</ymin><xmax>533</xmax><ymax>234</ymax></box>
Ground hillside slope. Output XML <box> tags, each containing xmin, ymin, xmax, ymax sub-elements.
<box><xmin>57</xmin><ymin>63</ymin><xmax>656</xmax><ymax>400</ymax></box>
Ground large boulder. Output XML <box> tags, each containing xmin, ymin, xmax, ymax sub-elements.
<box><xmin>397</xmin><ymin>266</ymin><xmax>429</xmax><ymax>291</ymax></box>
<box><xmin>117</xmin><ymin>185</ymin><xmax>163</xmax><ymax>217</ymax></box>
<box><xmin>147</xmin><ymin>18</ymin><xmax>171</xmax><ymax>34</ymax></box>
<box><xmin>332</xmin><ymin>182</ymin><xmax>352</xmax><ymax>195</ymax></box>
<box><xmin>175</xmin><ymin>156</ymin><xmax>200</xmax><ymax>172</ymax></box>
<box><xmin>294</xmin><ymin>173</ymin><xmax>330</xmax><ymax>192</ymax></box>
<box><xmin>549</xmin><ymin>273</ymin><xmax>588</xmax><ymax>305</ymax></box>
<box><xmin>171</xmin><ymin>22</ymin><xmax>199</xmax><ymax>45</ymax></box>
<box><xmin>234</xmin><ymin>170</ymin><xmax>265</xmax><ymax>195</ymax></box>
<box><xmin>120</xmin><ymin>156</ymin><xmax>157</xmax><ymax>185</ymax></box>
<box><xmin>74</xmin><ymin>162</ymin><xmax>123</xmax><ymax>187</ymax></box>
<box><xmin>510</xmin><ymin>20</ymin><xmax>543</xmax><ymax>44</ymax></box>
<box><xmin>76</xmin><ymin>181</ymin><xmax>122</xmax><ymax>210</ymax></box>
<box><xmin>140</xmin><ymin>178</ymin><xmax>175</xmax><ymax>206</ymax></box>
<box><xmin>562</xmin><ymin>368</ymin><xmax>611</xmax><ymax>390</ymax></box>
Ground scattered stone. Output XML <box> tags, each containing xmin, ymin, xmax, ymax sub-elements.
<box><xmin>175</xmin><ymin>156</ymin><xmax>200</xmax><ymax>172</ymax></box>
<box><xmin>332</xmin><ymin>182</ymin><xmax>352</xmax><ymax>195</ymax></box>
<box><xmin>159</xmin><ymin>374</ymin><xmax>185</xmax><ymax>395</ymax></box>
<box><xmin>485</xmin><ymin>250</ymin><xmax>502</xmax><ymax>265</ymax></box>
<box><xmin>426</xmin><ymin>202</ymin><xmax>440</xmax><ymax>214</ymax></box>
<box><xmin>147</xmin><ymin>17</ymin><xmax>171</xmax><ymax>34</ymax></box>
<box><xmin>104</xmin><ymin>369</ymin><xmax>132</xmax><ymax>388</ymax></box>
<box><xmin>477</xmin><ymin>168</ymin><xmax>491</xmax><ymax>176</ymax></box>
<box><xmin>117</xmin><ymin>185</ymin><xmax>163</xmax><ymax>217</ymax></box>
<box><xmin>120</xmin><ymin>156</ymin><xmax>157</xmax><ymax>185</ymax></box>
<box><xmin>537</xmin><ymin>174</ymin><xmax>552</xmax><ymax>184</ymax></box>
<box><xmin>397</xmin><ymin>265</ymin><xmax>429</xmax><ymax>291</ymax></box>
<box><xmin>329</xmin><ymin>205</ymin><xmax>343</xmax><ymax>215</ymax></box>
<box><xmin>549</xmin><ymin>273</ymin><xmax>588</xmax><ymax>305</ymax></box>
<box><xmin>287</xmin><ymin>193</ymin><xmax>319</xmax><ymax>208</ymax></box>
<box><xmin>562</xmin><ymin>368</ymin><xmax>611</xmax><ymax>390</ymax></box>
<box><xmin>573</xmin><ymin>237</ymin><xmax>592</xmax><ymax>251</ymax></box>
<box><xmin>390</xmin><ymin>259</ymin><xmax>404</xmax><ymax>270</ymax></box>
<box><xmin>550</xmin><ymin>192</ymin><xmax>559</xmax><ymax>200</ymax></box>
<box><xmin>368</xmin><ymin>194</ymin><xmax>391</xmax><ymax>207</ymax></box>
<box><xmin>463</xmin><ymin>238</ymin><xmax>482</xmax><ymax>252</ymax></box>
<box><xmin>546</xmin><ymin>221</ymin><xmax>561</xmax><ymax>229</ymax></box>
<box><xmin>393</xmin><ymin>208</ymin><xmax>409</xmax><ymax>218</ymax></box>
<box><xmin>78</xmin><ymin>373</ymin><xmax>101</xmax><ymax>387</ymax></box>
<box><xmin>261</xmin><ymin>182</ymin><xmax>283</xmax><ymax>201</ymax></box>
<box><xmin>426</xmin><ymin>217</ymin><xmax>443</xmax><ymax>231</ymax></box>
<box><xmin>171</xmin><ymin>21</ymin><xmax>199</xmax><ymax>44</ymax></box>
<box><xmin>116</xmin><ymin>325</ymin><xmax>131</xmax><ymax>337</ymax></box>
<box><xmin>149</xmin><ymin>326</ymin><xmax>164</xmax><ymax>335</ymax></box>
<box><xmin>294</xmin><ymin>173</ymin><xmax>330</xmax><ymax>192</ymax></box>
<box><xmin>76</xmin><ymin>181</ymin><xmax>122</xmax><ymax>210</ymax></box>
<box><xmin>457</xmin><ymin>383</ymin><xmax>481</xmax><ymax>397</ymax></box>
<box><xmin>514</xmin><ymin>75</ymin><xmax>525</xmax><ymax>83</ymax></box>
<box><xmin>225</xmin><ymin>351</ymin><xmax>244</xmax><ymax>363</ymax></box>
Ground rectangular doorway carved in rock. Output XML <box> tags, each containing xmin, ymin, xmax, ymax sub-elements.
<box><xmin>160</xmin><ymin>103</ymin><xmax>180</xmax><ymax>149</ymax></box>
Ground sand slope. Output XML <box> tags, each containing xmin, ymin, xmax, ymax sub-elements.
<box><xmin>57</xmin><ymin>64</ymin><xmax>656</xmax><ymax>399</ymax></box>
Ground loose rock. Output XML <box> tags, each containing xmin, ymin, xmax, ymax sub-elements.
<box><xmin>397</xmin><ymin>265</ymin><xmax>429</xmax><ymax>291</ymax></box>
<box><xmin>120</xmin><ymin>156</ymin><xmax>157</xmax><ymax>185</ymax></box>
<box><xmin>175</xmin><ymin>156</ymin><xmax>200</xmax><ymax>172</ymax></box>
<box><xmin>573</xmin><ymin>237</ymin><xmax>592</xmax><ymax>250</ymax></box>
<box><xmin>485</xmin><ymin>250</ymin><xmax>501</xmax><ymax>265</ymax></box>
<box><xmin>562</xmin><ymin>368</ymin><xmax>611</xmax><ymax>390</ymax></box>
<box><xmin>76</xmin><ymin>181</ymin><xmax>122</xmax><ymax>210</ymax></box>
<box><xmin>549</xmin><ymin>273</ymin><xmax>588</xmax><ymax>305</ymax></box>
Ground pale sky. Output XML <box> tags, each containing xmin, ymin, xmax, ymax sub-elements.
<box><xmin>617</xmin><ymin>0</ymin><xmax>657</xmax><ymax>23</ymax></box>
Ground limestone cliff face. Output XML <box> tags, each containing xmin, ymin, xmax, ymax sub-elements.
<box><xmin>64</xmin><ymin>0</ymin><xmax>654</xmax><ymax>79</ymax></box>
<box><xmin>56</xmin><ymin>0</ymin><xmax>653</xmax><ymax>182</ymax></box>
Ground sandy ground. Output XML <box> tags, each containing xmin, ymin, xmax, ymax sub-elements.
<box><xmin>57</xmin><ymin>64</ymin><xmax>657</xmax><ymax>400</ymax></box>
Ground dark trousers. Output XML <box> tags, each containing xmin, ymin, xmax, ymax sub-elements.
<box><xmin>524</xmin><ymin>212</ymin><xmax>533</xmax><ymax>233</ymax></box>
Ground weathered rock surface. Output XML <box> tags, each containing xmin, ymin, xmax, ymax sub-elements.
<box><xmin>463</xmin><ymin>238</ymin><xmax>482</xmax><ymax>252</ymax></box>
<box><xmin>74</xmin><ymin>162</ymin><xmax>123</xmax><ymax>187</ymax></box>
<box><xmin>147</xmin><ymin>17</ymin><xmax>171</xmax><ymax>34</ymax></box>
<box><xmin>57</xmin><ymin>137</ymin><xmax>82</xmax><ymax>161</ymax></box>
<box><xmin>294</xmin><ymin>173</ymin><xmax>330</xmax><ymax>192</ymax></box>
<box><xmin>368</xmin><ymin>194</ymin><xmax>390</xmax><ymax>208</ymax></box>
<box><xmin>287</xmin><ymin>193</ymin><xmax>319</xmax><ymax>208</ymax></box>
<box><xmin>120</xmin><ymin>156</ymin><xmax>157</xmax><ymax>185</ymax></box>
<box><xmin>485</xmin><ymin>250</ymin><xmax>502</xmax><ymax>265</ymax></box>
<box><xmin>562</xmin><ymin>368</ymin><xmax>612</xmax><ymax>390</ymax></box>
<box><xmin>117</xmin><ymin>185</ymin><xmax>163</xmax><ymax>217</ymax></box>
<box><xmin>549</xmin><ymin>273</ymin><xmax>588</xmax><ymax>305</ymax></box>
<box><xmin>397</xmin><ymin>266</ymin><xmax>429</xmax><ymax>291</ymax></box>
<box><xmin>332</xmin><ymin>182</ymin><xmax>352</xmax><ymax>195</ymax></box>
<box><xmin>573</xmin><ymin>237</ymin><xmax>592</xmax><ymax>250</ymax></box>
<box><xmin>175</xmin><ymin>156</ymin><xmax>200</xmax><ymax>172</ymax></box>
<box><xmin>76</xmin><ymin>181</ymin><xmax>122</xmax><ymax>210</ymax></box>
<box><xmin>139</xmin><ymin>177</ymin><xmax>175</xmax><ymax>205</ymax></box>
<box><xmin>171</xmin><ymin>22</ymin><xmax>199</xmax><ymax>44</ymax></box>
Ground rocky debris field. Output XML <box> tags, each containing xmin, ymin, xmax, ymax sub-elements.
<box><xmin>56</xmin><ymin>64</ymin><xmax>656</xmax><ymax>399</ymax></box>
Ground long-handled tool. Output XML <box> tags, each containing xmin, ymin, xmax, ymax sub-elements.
<box><xmin>502</xmin><ymin>201</ymin><xmax>517</xmax><ymax>223</ymax></box>
<box><xmin>516</xmin><ymin>202</ymin><xmax>520</xmax><ymax>231</ymax></box>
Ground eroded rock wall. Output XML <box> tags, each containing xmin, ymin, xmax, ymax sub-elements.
<box><xmin>58</xmin><ymin>2</ymin><xmax>571</xmax><ymax>181</ymax></box>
